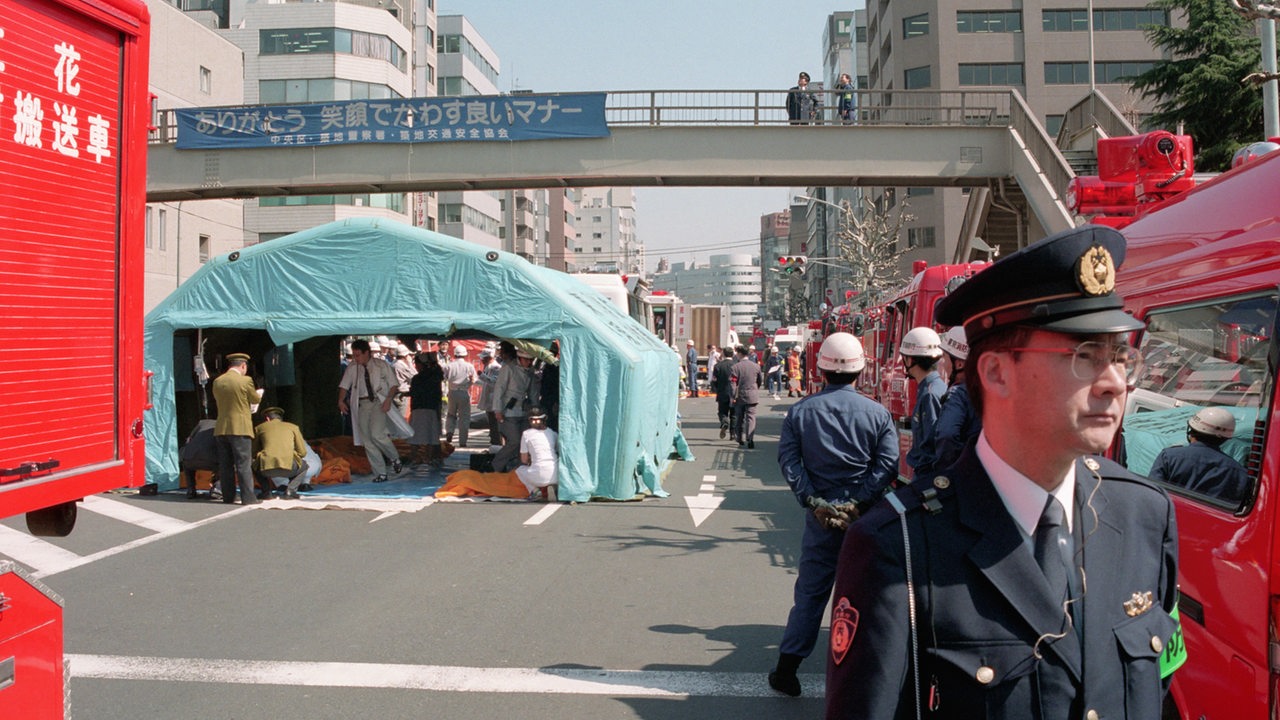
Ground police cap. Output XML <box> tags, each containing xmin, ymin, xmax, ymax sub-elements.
<box><xmin>935</xmin><ymin>225</ymin><xmax>1145</xmax><ymax>344</ymax></box>
<box><xmin>261</xmin><ymin>406</ymin><xmax>285</xmax><ymax>418</ymax></box>
<box><xmin>226</xmin><ymin>352</ymin><xmax>250</xmax><ymax>363</ymax></box>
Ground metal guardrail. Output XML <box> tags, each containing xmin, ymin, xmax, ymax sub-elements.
<box><xmin>1056</xmin><ymin>89</ymin><xmax>1137</xmax><ymax>145</ymax></box>
<box><xmin>1008</xmin><ymin>90</ymin><xmax>1076</xmax><ymax>207</ymax></box>
<box><xmin>148</xmin><ymin>89</ymin><xmax>1019</xmax><ymax>143</ymax></box>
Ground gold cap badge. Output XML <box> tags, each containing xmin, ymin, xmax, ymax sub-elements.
<box><xmin>1078</xmin><ymin>245</ymin><xmax>1116</xmax><ymax>296</ymax></box>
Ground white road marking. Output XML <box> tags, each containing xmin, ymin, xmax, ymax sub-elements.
<box><xmin>31</xmin><ymin>504</ymin><xmax>256</xmax><ymax>580</ymax></box>
<box><xmin>67</xmin><ymin>654</ymin><xmax>824</xmax><ymax>698</ymax></box>
<box><xmin>685</xmin><ymin>474</ymin><xmax>724</xmax><ymax>528</ymax></box>
<box><xmin>523</xmin><ymin>503</ymin><xmax>561</xmax><ymax>525</ymax></box>
<box><xmin>0</xmin><ymin>522</ymin><xmax>83</xmax><ymax>573</ymax></box>
<box><xmin>81</xmin><ymin>495</ymin><xmax>191</xmax><ymax>534</ymax></box>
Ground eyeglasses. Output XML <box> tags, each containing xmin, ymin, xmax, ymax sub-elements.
<box><xmin>1002</xmin><ymin>341</ymin><xmax>1144</xmax><ymax>383</ymax></box>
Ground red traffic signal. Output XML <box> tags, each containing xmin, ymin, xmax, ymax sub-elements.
<box><xmin>777</xmin><ymin>255</ymin><xmax>808</xmax><ymax>274</ymax></box>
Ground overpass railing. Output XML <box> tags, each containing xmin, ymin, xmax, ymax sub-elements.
<box><xmin>148</xmin><ymin>89</ymin><xmax>1020</xmax><ymax>143</ymax></box>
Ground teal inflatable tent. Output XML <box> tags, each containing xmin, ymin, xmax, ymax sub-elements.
<box><xmin>143</xmin><ymin>218</ymin><xmax>685</xmax><ymax>502</ymax></box>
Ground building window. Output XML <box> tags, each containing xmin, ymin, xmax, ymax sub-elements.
<box><xmin>957</xmin><ymin>11</ymin><xmax>1022</xmax><ymax>33</ymax></box>
<box><xmin>903</xmin><ymin>13</ymin><xmax>930</xmax><ymax>38</ymax></box>
<box><xmin>259</xmin><ymin>78</ymin><xmax>401</xmax><ymax>103</ymax></box>
<box><xmin>157</xmin><ymin>208</ymin><xmax>167</xmax><ymax>251</ymax></box>
<box><xmin>906</xmin><ymin>187</ymin><xmax>934</xmax><ymax>197</ymax></box>
<box><xmin>145</xmin><ymin>207</ymin><xmax>153</xmax><ymax>249</ymax></box>
<box><xmin>1097</xmin><ymin>61</ymin><xmax>1156</xmax><ymax>83</ymax></box>
<box><xmin>959</xmin><ymin>63</ymin><xmax>1024</xmax><ymax>86</ymax></box>
<box><xmin>1045</xmin><ymin>62</ymin><xmax>1090</xmax><ymax>85</ymax></box>
<box><xmin>259</xmin><ymin>194</ymin><xmax>405</xmax><ymax>212</ymax></box>
<box><xmin>198</xmin><ymin>234</ymin><xmax>210</xmax><ymax>263</ymax></box>
<box><xmin>1043</xmin><ymin>8</ymin><xmax>1168</xmax><ymax>32</ymax></box>
<box><xmin>904</xmin><ymin>66</ymin><xmax>931</xmax><ymax>89</ymax></box>
<box><xmin>435</xmin><ymin>33</ymin><xmax>499</xmax><ymax>87</ymax></box>
<box><xmin>259</xmin><ymin>28</ymin><xmax>407</xmax><ymax>72</ymax></box>
<box><xmin>199</xmin><ymin>66</ymin><xmax>212</xmax><ymax>94</ymax></box>
<box><xmin>1046</xmin><ymin>114</ymin><xmax>1066</xmax><ymax>137</ymax></box>
<box><xmin>907</xmin><ymin>227</ymin><xmax>936</xmax><ymax>249</ymax></box>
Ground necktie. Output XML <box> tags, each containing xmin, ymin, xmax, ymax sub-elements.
<box><xmin>1034</xmin><ymin>496</ymin><xmax>1070</xmax><ymax>606</ymax></box>
<box><xmin>364</xmin><ymin>364</ymin><xmax>376</xmax><ymax>401</ymax></box>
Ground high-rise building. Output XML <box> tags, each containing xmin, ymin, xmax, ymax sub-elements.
<box><xmin>759</xmin><ymin>210</ymin><xmax>792</xmax><ymax>322</ymax></box>
<box><xmin>572</xmin><ymin>188</ymin><xmax>642</xmax><ymax>274</ymax></box>
<box><xmin>651</xmin><ymin>254</ymin><xmax>762</xmax><ymax>333</ymax></box>
<box><xmin>863</xmin><ymin>1</ymin><xmax>1172</xmax><ymax>264</ymax></box>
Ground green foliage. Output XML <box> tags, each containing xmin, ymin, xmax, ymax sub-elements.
<box><xmin>1131</xmin><ymin>0</ymin><xmax>1268</xmax><ymax>171</ymax></box>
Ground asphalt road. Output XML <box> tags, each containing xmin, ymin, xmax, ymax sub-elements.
<box><xmin>0</xmin><ymin>393</ymin><xmax>830</xmax><ymax>720</ymax></box>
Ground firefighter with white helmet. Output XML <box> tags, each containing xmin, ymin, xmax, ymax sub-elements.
<box><xmin>443</xmin><ymin>343</ymin><xmax>478</xmax><ymax>447</ymax></box>
<box><xmin>1149</xmin><ymin>406</ymin><xmax>1249</xmax><ymax>502</ymax></box>
<box><xmin>933</xmin><ymin>326</ymin><xmax>982</xmax><ymax>474</ymax></box>
<box><xmin>899</xmin><ymin>326</ymin><xmax>947</xmax><ymax>478</ymax></box>
<box><xmin>769</xmin><ymin>331</ymin><xmax>898</xmax><ymax>698</ymax></box>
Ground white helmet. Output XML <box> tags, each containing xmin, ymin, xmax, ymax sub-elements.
<box><xmin>899</xmin><ymin>327</ymin><xmax>943</xmax><ymax>359</ymax></box>
<box><xmin>817</xmin><ymin>332</ymin><xmax>866</xmax><ymax>373</ymax></box>
<box><xmin>770</xmin><ymin>346</ymin><xmax>779</xmax><ymax>353</ymax></box>
<box><xmin>1189</xmin><ymin>407</ymin><xmax>1235</xmax><ymax>439</ymax></box>
<box><xmin>453</xmin><ymin>346</ymin><xmax>468</xmax><ymax>358</ymax></box>
<box><xmin>941</xmin><ymin>327</ymin><xmax>969</xmax><ymax>361</ymax></box>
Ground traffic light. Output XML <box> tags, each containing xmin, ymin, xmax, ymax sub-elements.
<box><xmin>778</xmin><ymin>255</ymin><xmax>807</xmax><ymax>274</ymax></box>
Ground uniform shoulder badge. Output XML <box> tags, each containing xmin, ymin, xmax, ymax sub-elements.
<box><xmin>830</xmin><ymin>597</ymin><xmax>859</xmax><ymax>666</ymax></box>
<box><xmin>1077</xmin><ymin>245</ymin><xmax>1116</xmax><ymax>296</ymax></box>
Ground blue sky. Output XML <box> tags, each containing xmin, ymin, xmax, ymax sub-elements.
<box><xmin>440</xmin><ymin>1</ymin><xmax>862</xmax><ymax>271</ymax></box>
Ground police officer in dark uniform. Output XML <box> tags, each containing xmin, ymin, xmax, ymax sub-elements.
<box><xmin>1149</xmin><ymin>406</ymin><xmax>1249</xmax><ymax>503</ymax></box>
<box><xmin>770</xmin><ymin>332</ymin><xmax>898</xmax><ymax>697</ymax></box>
<box><xmin>826</xmin><ymin>226</ymin><xmax>1181</xmax><ymax>719</ymax></box>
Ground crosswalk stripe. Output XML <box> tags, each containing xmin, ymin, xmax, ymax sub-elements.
<box><xmin>81</xmin><ymin>496</ymin><xmax>191</xmax><ymax>534</ymax></box>
<box><xmin>67</xmin><ymin>654</ymin><xmax>825</xmax><ymax>698</ymax></box>
<box><xmin>0</xmin><ymin>522</ymin><xmax>83</xmax><ymax>572</ymax></box>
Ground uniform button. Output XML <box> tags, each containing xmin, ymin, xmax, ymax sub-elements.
<box><xmin>1151</xmin><ymin>636</ymin><xmax>1164</xmax><ymax>653</ymax></box>
<box><xmin>975</xmin><ymin>666</ymin><xmax>995</xmax><ymax>684</ymax></box>
<box><xmin>1086</xmin><ymin>710</ymin><xmax>1099</xmax><ymax>720</ymax></box>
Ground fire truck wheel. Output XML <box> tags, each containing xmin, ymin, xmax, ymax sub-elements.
<box><xmin>26</xmin><ymin>501</ymin><xmax>78</xmax><ymax>537</ymax></box>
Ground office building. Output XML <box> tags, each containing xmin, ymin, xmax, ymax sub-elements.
<box><xmin>573</xmin><ymin>187</ymin><xmax>642</xmax><ymax>274</ymax></box>
<box><xmin>651</xmin><ymin>254</ymin><xmax>762</xmax><ymax>333</ymax></box>
<box><xmin>864</xmin><ymin>1</ymin><xmax>1171</xmax><ymax>264</ymax></box>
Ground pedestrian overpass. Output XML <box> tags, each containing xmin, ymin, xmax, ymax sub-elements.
<box><xmin>147</xmin><ymin>89</ymin><xmax>1132</xmax><ymax>258</ymax></box>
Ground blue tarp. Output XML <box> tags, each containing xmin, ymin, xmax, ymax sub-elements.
<box><xmin>143</xmin><ymin>218</ymin><xmax>684</xmax><ymax>502</ymax></box>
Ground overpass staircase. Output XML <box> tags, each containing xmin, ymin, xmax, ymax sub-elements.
<box><xmin>952</xmin><ymin>90</ymin><xmax>1137</xmax><ymax>263</ymax></box>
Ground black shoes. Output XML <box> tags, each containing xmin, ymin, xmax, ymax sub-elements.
<box><xmin>391</xmin><ymin>458</ymin><xmax>403</xmax><ymax>474</ymax></box>
<box><xmin>768</xmin><ymin>670</ymin><xmax>801</xmax><ymax>697</ymax></box>
<box><xmin>719</xmin><ymin>424</ymin><xmax>728</xmax><ymax>439</ymax></box>
<box><xmin>747</xmin><ymin>440</ymin><xmax>755</xmax><ymax>449</ymax></box>
<box><xmin>283</xmin><ymin>490</ymin><xmax>300</xmax><ymax>500</ymax></box>
<box><xmin>373</xmin><ymin>474</ymin><xmax>388</xmax><ymax>483</ymax></box>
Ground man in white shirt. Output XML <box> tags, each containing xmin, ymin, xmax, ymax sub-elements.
<box><xmin>337</xmin><ymin>338</ymin><xmax>402</xmax><ymax>482</ymax></box>
<box><xmin>443</xmin><ymin>344</ymin><xmax>478</xmax><ymax>448</ymax></box>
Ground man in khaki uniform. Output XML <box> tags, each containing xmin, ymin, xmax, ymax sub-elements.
<box><xmin>213</xmin><ymin>352</ymin><xmax>262</xmax><ymax>505</ymax></box>
<box><xmin>253</xmin><ymin>407</ymin><xmax>309</xmax><ymax>500</ymax></box>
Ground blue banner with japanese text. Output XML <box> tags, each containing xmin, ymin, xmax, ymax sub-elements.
<box><xmin>175</xmin><ymin>93</ymin><xmax>609</xmax><ymax>149</ymax></box>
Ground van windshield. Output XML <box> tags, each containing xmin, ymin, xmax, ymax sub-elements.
<box><xmin>1124</xmin><ymin>292</ymin><xmax>1278</xmax><ymax>513</ymax></box>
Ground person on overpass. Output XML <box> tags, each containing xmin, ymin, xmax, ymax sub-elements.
<box><xmin>786</xmin><ymin>71</ymin><xmax>822</xmax><ymax>125</ymax></box>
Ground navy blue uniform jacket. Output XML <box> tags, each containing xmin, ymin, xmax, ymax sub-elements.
<box><xmin>826</xmin><ymin>450</ymin><xmax>1178</xmax><ymax>720</ymax></box>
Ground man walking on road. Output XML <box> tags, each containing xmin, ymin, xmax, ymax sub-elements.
<box><xmin>770</xmin><ymin>332</ymin><xmax>898</xmax><ymax>697</ymax></box>
<box><xmin>338</xmin><ymin>339</ymin><xmax>402</xmax><ymax>483</ymax></box>
<box><xmin>730</xmin><ymin>345</ymin><xmax>763</xmax><ymax>449</ymax></box>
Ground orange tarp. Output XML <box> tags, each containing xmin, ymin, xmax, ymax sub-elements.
<box><xmin>435</xmin><ymin>470</ymin><xmax>528</xmax><ymax>499</ymax></box>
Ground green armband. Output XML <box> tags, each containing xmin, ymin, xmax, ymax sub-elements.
<box><xmin>1160</xmin><ymin>606</ymin><xmax>1187</xmax><ymax>679</ymax></box>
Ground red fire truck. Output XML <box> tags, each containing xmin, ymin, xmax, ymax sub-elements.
<box><xmin>1113</xmin><ymin>145</ymin><xmax>1280</xmax><ymax>720</ymax></box>
<box><xmin>855</xmin><ymin>261</ymin><xmax>989</xmax><ymax>478</ymax></box>
<box><xmin>0</xmin><ymin>1</ymin><xmax>149</xmax><ymax>713</ymax></box>
<box><xmin>0</xmin><ymin>0</ymin><xmax>150</xmax><ymax>536</ymax></box>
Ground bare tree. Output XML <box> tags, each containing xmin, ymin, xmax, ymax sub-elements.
<box><xmin>830</xmin><ymin>195</ymin><xmax>914</xmax><ymax>309</ymax></box>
